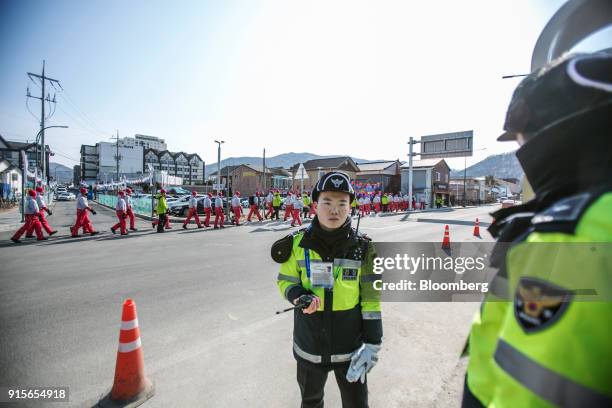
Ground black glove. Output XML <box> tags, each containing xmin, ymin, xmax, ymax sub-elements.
<box><xmin>296</xmin><ymin>294</ymin><xmax>315</xmax><ymax>309</ymax></box>
<box><xmin>122</xmin><ymin>212</ymin><xmax>127</xmax><ymax>219</ymax></box>
<box><xmin>38</xmin><ymin>214</ymin><xmax>43</xmax><ymax>222</ymax></box>
<box><xmin>90</xmin><ymin>209</ymin><xmax>97</xmax><ymax>215</ymax></box>
<box><xmin>47</xmin><ymin>209</ymin><xmax>53</xmax><ymax>216</ymax></box>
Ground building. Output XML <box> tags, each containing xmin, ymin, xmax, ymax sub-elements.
<box><xmin>73</xmin><ymin>165</ymin><xmax>81</xmax><ymax>187</ymax></box>
<box><xmin>0</xmin><ymin>134</ymin><xmax>45</xmax><ymax>175</ymax></box>
<box><xmin>355</xmin><ymin>160</ymin><xmax>402</xmax><ymax>192</ymax></box>
<box><xmin>400</xmin><ymin>158</ymin><xmax>451</xmax><ymax>207</ymax></box>
<box><xmin>120</xmin><ymin>134</ymin><xmax>167</xmax><ymax>151</ymax></box>
<box><xmin>288</xmin><ymin>157</ymin><xmax>360</xmax><ymax>191</ymax></box>
<box><xmin>0</xmin><ymin>134</ymin><xmax>53</xmax><ymax>198</ymax></box>
<box><xmin>143</xmin><ymin>149</ymin><xmax>204</xmax><ymax>185</ymax></box>
<box><xmin>208</xmin><ymin>164</ymin><xmax>292</xmax><ymax>195</ymax></box>
<box><xmin>80</xmin><ymin>144</ymin><xmax>98</xmax><ymax>182</ymax></box>
<box><xmin>449</xmin><ymin>176</ymin><xmax>522</xmax><ymax>205</ymax></box>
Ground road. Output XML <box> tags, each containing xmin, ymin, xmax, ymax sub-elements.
<box><xmin>0</xmin><ymin>201</ymin><xmax>499</xmax><ymax>407</ymax></box>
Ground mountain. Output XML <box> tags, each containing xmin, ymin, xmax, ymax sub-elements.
<box><xmin>204</xmin><ymin>152</ymin><xmax>385</xmax><ymax>175</ymax></box>
<box><xmin>49</xmin><ymin>162</ymin><xmax>73</xmax><ymax>183</ymax></box>
<box><xmin>450</xmin><ymin>151</ymin><xmax>523</xmax><ymax>180</ymax></box>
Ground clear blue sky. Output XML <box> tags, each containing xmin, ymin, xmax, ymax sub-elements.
<box><xmin>1</xmin><ymin>0</ymin><xmax>610</xmax><ymax>170</ymax></box>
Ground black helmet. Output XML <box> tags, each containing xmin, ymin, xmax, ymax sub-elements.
<box><xmin>312</xmin><ymin>171</ymin><xmax>355</xmax><ymax>202</ymax></box>
<box><xmin>498</xmin><ymin>50</ymin><xmax>612</xmax><ymax>142</ymax></box>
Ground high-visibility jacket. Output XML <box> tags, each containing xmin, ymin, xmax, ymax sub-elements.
<box><xmin>465</xmin><ymin>191</ymin><xmax>612</xmax><ymax>407</ymax></box>
<box><xmin>273</xmin><ymin>194</ymin><xmax>282</xmax><ymax>207</ymax></box>
<box><xmin>381</xmin><ymin>195</ymin><xmax>389</xmax><ymax>205</ymax></box>
<box><xmin>155</xmin><ymin>194</ymin><xmax>167</xmax><ymax>213</ymax></box>
<box><xmin>351</xmin><ymin>198</ymin><xmax>358</xmax><ymax>208</ymax></box>
<box><xmin>276</xmin><ymin>228</ymin><xmax>382</xmax><ymax>366</ymax></box>
<box><xmin>303</xmin><ymin>195</ymin><xmax>311</xmax><ymax>206</ymax></box>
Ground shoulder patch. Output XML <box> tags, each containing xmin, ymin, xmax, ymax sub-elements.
<box><xmin>271</xmin><ymin>235</ymin><xmax>294</xmax><ymax>263</ymax></box>
<box><xmin>532</xmin><ymin>192</ymin><xmax>591</xmax><ymax>225</ymax></box>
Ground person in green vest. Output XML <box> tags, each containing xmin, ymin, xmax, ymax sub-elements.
<box><xmin>272</xmin><ymin>190</ymin><xmax>282</xmax><ymax>220</ymax></box>
<box><xmin>154</xmin><ymin>188</ymin><xmax>168</xmax><ymax>233</ymax></box>
<box><xmin>302</xmin><ymin>191</ymin><xmax>312</xmax><ymax>219</ymax></box>
<box><xmin>381</xmin><ymin>193</ymin><xmax>389</xmax><ymax>212</ymax></box>
<box><xmin>273</xmin><ymin>171</ymin><xmax>382</xmax><ymax>407</ymax></box>
<box><xmin>350</xmin><ymin>196</ymin><xmax>358</xmax><ymax>217</ymax></box>
<box><xmin>463</xmin><ymin>52</ymin><xmax>612</xmax><ymax>407</ymax></box>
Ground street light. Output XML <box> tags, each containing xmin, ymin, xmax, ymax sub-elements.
<box><xmin>34</xmin><ymin>125</ymin><xmax>68</xmax><ymax>182</ymax></box>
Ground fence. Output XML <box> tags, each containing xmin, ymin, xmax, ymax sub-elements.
<box><xmin>97</xmin><ymin>193</ymin><xmax>152</xmax><ymax>216</ymax></box>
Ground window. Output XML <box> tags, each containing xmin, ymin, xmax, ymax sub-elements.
<box><xmin>436</xmin><ymin>172</ymin><xmax>441</xmax><ymax>182</ymax></box>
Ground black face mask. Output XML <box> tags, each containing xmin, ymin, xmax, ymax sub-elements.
<box><xmin>307</xmin><ymin>216</ymin><xmax>352</xmax><ymax>258</ymax></box>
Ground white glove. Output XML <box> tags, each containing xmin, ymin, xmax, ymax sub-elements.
<box><xmin>346</xmin><ymin>343</ymin><xmax>381</xmax><ymax>383</ymax></box>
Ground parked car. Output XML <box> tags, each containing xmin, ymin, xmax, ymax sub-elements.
<box><xmin>56</xmin><ymin>192</ymin><xmax>76</xmax><ymax>201</ymax></box>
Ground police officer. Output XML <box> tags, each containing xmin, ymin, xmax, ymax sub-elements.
<box><xmin>463</xmin><ymin>52</ymin><xmax>612</xmax><ymax>407</ymax></box>
<box><xmin>274</xmin><ymin>171</ymin><xmax>382</xmax><ymax>408</ymax></box>
<box><xmin>154</xmin><ymin>188</ymin><xmax>168</xmax><ymax>233</ymax></box>
<box><xmin>270</xmin><ymin>190</ymin><xmax>282</xmax><ymax>220</ymax></box>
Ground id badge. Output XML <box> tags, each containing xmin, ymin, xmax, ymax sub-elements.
<box><xmin>310</xmin><ymin>262</ymin><xmax>334</xmax><ymax>289</ymax></box>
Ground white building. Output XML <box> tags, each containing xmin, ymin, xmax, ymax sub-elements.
<box><xmin>120</xmin><ymin>134</ymin><xmax>167</xmax><ymax>151</ymax></box>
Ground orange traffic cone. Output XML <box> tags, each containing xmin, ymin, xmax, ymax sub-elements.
<box><xmin>442</xmin><ymin>225</ymin><xmax>451</xmax><ymax>249</ymax></box>
<box><xmin>473</xmin><ymin>218</ymin><xmax>481</xmax><ymax>237</ymax></box>
<box><xmin>98</xmin><ymin>299</ymin><xmax>154</xmax><ymax>407</ymax></box>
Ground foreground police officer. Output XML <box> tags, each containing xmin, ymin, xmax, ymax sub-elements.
<box><xmin>274</xmin><ymin>171</ymin><xmax>382</xmax><ymax>408</ymax></box>
<box><xmin>463</xmin><ymin>52</ymin><xmax>612</xmax><ymax>407</ymax></box>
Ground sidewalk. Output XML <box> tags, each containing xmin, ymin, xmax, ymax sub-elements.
<box><xmin>0</xmin><ymin>207</ymin><xmax>22</xmax><ymax>232</ymax></box>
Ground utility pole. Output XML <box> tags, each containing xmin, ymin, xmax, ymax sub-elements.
<box><xmin>27</xmin><ymin>60</ymin><xmax>60</xmax><ymax>184</ymax></box>
<box><xmin>111</xmin><ymin>131</ymin><xmax>121</xmax><ymax>185</ymax></box>
<box><xmin>262</xmin><ymin>148</ymin><xmax>266</xmax><ymax>192</ymax></box>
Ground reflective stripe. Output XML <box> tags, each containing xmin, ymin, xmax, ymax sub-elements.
<box><xmin>293</xmin><ymin>342</ymin><xmax>355</xmax><ymax>364</ymax></box>
<box><xmin>118</xmin><ymin>338</ymin><xmax>142</xmax><ymax>353</ymax></box>
<box><xmin>360</xmin><ymin>274</ymin><xmax>380</xmax><ymax>283</ymax></box>
<box><xmin>293</xmin><ymin>342</ymin><xmax>321</xmax><ymax>363</ymax></box>
<box><xmin>331</xmin><ymin>352</ymin><xmax>353</xmax><ymax>363</ymax></box>
<box><xmin>362</xmin><ymin>311</ymin><xmax>381</xmax><ymax>320</ymax></box>
<box><xmin>284</xmin><ymin>284</ymin><xmax>300</xmax><ymax>299</ymax></box>
<box><xmin>334</xmin><ymin>258</ymin><xmax>362</xmax><ymax>268</ymax></box>
<box><xmin>495</xmin><ymin>339</ymin><xmax>612</xmax><ymax>407</ymax></box>
<box><xmin>120</xmin><ymin>318</ymin><xmax>139</xmax><ymax>330</ymax></box>
<box><xmin>277</xmin><ymin>273</ymin><xmax>301</xmax><ymax>284</ymax></box>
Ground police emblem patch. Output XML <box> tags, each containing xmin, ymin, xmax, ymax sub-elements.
<box><xmin>514</xmin><ymin>277</ymin><xmax>572</xmax><ymax>333</ymax></box>
<box><xmin>342</xmin><ymin>268</ymin><xmax>358</xmax><ymax>280</ymax></box>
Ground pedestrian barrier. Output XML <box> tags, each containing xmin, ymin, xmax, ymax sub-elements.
<box><xmin>97</xmin><ymin>194</ymin><xmax>152</xmax><ymax>216</ymax></box>
<box><xmin>97</xmin><ymin>298</ymin><xmax>154</xmax><ymax>407</ymax></box>
<box><xmin>442</xmin><ymin>225</ymin><xmax>451</xmax><ymax>249</ymax></box>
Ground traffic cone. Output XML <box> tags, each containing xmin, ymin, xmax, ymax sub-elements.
<box><xmin>442</xmin><ymin>225</ymin><xmax>451</xmax><ymax>249</ymax></box>
<box><xmin>98</xmin><ymin>299</ymin><xmax>154</xmax><ymax>407</ymax></box>
<box><xmin>473</xmin><ymin>218</ymin><xmax>481</xmax><ymax>237</ymax></box>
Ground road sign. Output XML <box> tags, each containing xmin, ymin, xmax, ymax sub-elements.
<box><xmin>420</xmin><ymin>130</ymin><xmax>473</xmax><ymax>158</ymax></box>
<box><xmin>294</xmin><ymin>163</ymin><xmax>309</xmax><ymax>180</ymax></box>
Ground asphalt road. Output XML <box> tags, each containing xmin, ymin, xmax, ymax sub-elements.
<box><xmin>0</xmin><ymin>201</ymin><xmax>498</xmax><ymax>407</ymax></box>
